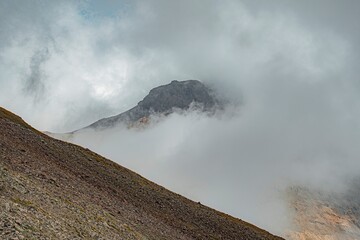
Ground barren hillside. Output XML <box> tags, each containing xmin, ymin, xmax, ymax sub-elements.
<box><xmin>0</xmin><ymin>107</ymin><xmax>282</xmax><ymax>240</ymax></box>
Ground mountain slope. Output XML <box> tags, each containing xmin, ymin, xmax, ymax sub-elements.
<box><xmin>0</xmin><ymin>107</ymin><xmax>283</xmax><ymax>240</ymax></box>
<box><xmin>285</xmin><ymin>186</ymin><xmax>360</xmax><ymax>240</ymax></box>
<box><xmin>84</xmin><ymin>80</ymin><xmax>222</xmax><ymax>130</ymax></box>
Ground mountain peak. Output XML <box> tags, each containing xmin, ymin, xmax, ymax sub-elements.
<box><xmin>86</xmin><ymin>80</ymin><xmax>222</xmax><ymax>130</ymax></box>
<box><xmin>138</xmin><ymin>79</ymin><xmax>218</xmax><ymax>112</ymax></box>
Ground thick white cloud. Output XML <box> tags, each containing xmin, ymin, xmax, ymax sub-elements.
<box><xmin>67</xmin><ymin>76</ymin><xmax>360</xmax><ymax>234</ymax></box>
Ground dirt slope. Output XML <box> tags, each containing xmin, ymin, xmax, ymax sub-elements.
<box><xmin>285</xmin><ymin>187</ymin><xmax>360</xmax><ymax>240</ymax></box>
<box><xmin>0</xmin><ymin>107</ymin><xmax>283</xmax><ymax>240</ymax></box>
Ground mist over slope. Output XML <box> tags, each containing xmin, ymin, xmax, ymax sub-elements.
<box><xmin>51</xmin><ymin>77</ymin><xmax>360</xmax><ymax>238</ymax></box>
<box><xmin>286</xmin><ymin>186</ymin><xmax>360</xmax><ymax>239</ymax></box>
<box><xmin>0</xmin><ymin>107</ymin><xmax>283</xmax><ymax>240</ymax></box>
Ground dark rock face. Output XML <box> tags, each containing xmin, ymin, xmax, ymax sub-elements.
<box><xmin>139</xmin><ymin>80</ymin><xmax>217</xmax><ymax>112</ymax></box>
<box><xmin>86</xmin><ymin>80</ymin><xmax>222</xmax><ymax>130</ymax></box>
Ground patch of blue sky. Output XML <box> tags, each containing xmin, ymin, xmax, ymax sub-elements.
<box><xmin>77</xmin><ymin>0</ymin><xmax>133</xmax><ymax>23</ymax></box>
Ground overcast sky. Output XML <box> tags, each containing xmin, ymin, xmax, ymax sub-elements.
<box><xmin>1</xmin><ymin>0</ymin><xmax>360</xmax><ymax>236</ymax></box>
<box><xmin>1</xmin><ymin>0</ymin><xmax>359</xmax><ymax>132</ymax></box>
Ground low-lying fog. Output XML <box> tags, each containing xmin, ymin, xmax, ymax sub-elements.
<box><xmin>66</xmin><ymin>74</ymin><xmax>360</xmax><ymax>234</ymax></box>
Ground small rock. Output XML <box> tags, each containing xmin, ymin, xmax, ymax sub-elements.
<box><xmin>5</xmin><ymin>203</ymin><xmax>10</xmax><ymax>211</ymax></box>
<box><xmin>15</xmin><ymin>223</ymin><xmax>24</xmax><ymax>232</ymax></box>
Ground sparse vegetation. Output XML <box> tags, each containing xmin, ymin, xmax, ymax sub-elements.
<box><xmin>12</xmin><ymin>197</ymin><xmax>33</xmax><ymax>207</ymax></box>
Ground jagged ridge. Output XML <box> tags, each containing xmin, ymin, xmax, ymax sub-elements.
<box><xmin>86</xmin><ymin>80</ymin><xmax>222</xmax><ymax>130</ymax></box>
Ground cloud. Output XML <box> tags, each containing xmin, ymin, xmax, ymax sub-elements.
<box><xmin>23</xmin><ymin>48</ymin><xmax>50</xmax><ymax>100</ymax></box>
<box><xmin>1</xmin><ymin>0</ymin><xmax>360</xmax><ymax>236</ymax></box>
<box><xmin>0</xmin><ymin>0</ymin><xmax>351</xmax><ymax>132</ymax></box>
<box><xmin>67</xmin><ymin>74</ymin><xmax>360</xmax><ymax>234</ymax></box>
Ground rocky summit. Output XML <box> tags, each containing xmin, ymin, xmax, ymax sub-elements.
<box><xmin>0</xmin><ymin>107</ymin><xmax>283</xmax><ymax>240</ymax></box>
<box><xmin>85</xmin><ymin>80</ymin><xmax>222</xmax><ymax>130</ymax></box>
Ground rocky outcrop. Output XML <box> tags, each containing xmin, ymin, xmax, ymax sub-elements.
<box><xmin>286</xmin><ymin>186</ymin><xmax>360</xmax><ymax>240</ymax></box>
<box><xmin>85</xmin><ymin>80</ymin><xmax>223</xmax><ymax>130</ymax></box>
